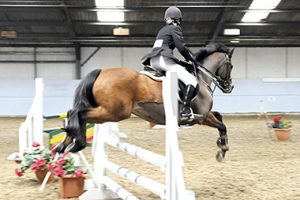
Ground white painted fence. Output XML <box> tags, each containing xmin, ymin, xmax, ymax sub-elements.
<box><xmin>8</xmin><ymin>78</ymin><xmax>44</xmax><ymax>160</ymax></box>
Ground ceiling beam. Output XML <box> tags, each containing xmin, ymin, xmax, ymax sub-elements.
<box><xmin>1</xmin><ymin>20</ymin><xmax>299</xmax><ymax>26</ymax></box>
<box><xmin>62</xmin><ymin>0</ymin><xmax>76</xmax><ymax>38</ymax></box>
<box><xmin>208</xmin><ymin>0</ymin><xmax>229</xmax><ymax>43</ymax></box>
<box><xmin>1</xmin><ymin>41</ymin><xmax>300</xmax><ymax>48</ymax></box>
<box><xmin>0</xmin><ymin>4</ymin><xmax>244</xmax><ymax>9</ymax></box>
<box><xmin>2</xmin><ymin>35</ymin><xmax>299</xmax><ymax>43</ymax></box>
<box><xmin>0</xmin><ymin>3</ymin><xmax>299</xmax><ymax>12</ymax></box>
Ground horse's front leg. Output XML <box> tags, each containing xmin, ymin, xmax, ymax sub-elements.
<box><xmin>203</xmin><ymin>111</ymin><xmax>229</xmax><ymax>162</ymax></box>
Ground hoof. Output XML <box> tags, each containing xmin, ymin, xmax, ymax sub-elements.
<box><xmin>64</xmin><ymin>141</ymin><xmax>86</xmax><ymax>153</ymax></box>
<box><xmin>216</xmin><ymin>150</ymin><xmax>226</xmax><ymax>162</ymax></box>
<box><xmin>52</xmin><ymin>143</ymin><xmax>67</xmax><ymax>153</ymax></box>
<box><xmin>65</xmin><ymin>143</ymin><xmax>76</xmax><ymax>152</ymax></box>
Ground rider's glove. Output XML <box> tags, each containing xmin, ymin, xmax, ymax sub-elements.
<box><xmin>189</xmin><ymin>54</ymin><xmax>198</xmax><ymax>66</ymax></box>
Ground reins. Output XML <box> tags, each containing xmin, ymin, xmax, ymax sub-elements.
<box><xmin>195</xmin><ymin>63</ymin><xmax>225</xmax><ymax>93</ymax></box>
<box><xmin>193</xmin><ymin>53</ymin><xmax>232</xmax><ymax>93</ymax></box>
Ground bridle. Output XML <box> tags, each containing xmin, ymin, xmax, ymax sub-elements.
<box><xmin>215</xmin><ymin>53</ymin><xmax>234</xmax><ymax>93</ymax></box>
<box><xmin>196</xmin><ymin>52</ymin><xmax>234</xmax><ymax>93</ymax></box>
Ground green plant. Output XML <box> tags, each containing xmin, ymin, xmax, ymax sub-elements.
<box><xmin>52</xmin><ymin>152</ymin><xmax>84</xmax><ymax>178</ymax></box>
<box><xmin>15</xmin><ymin>142</ymin><xmax>53</xmax><ymax>177</ymax></box>
<box><xmin>271</xmin><ymin>116</ymin><xmax>292</xmax><ymax>129</ymax></box>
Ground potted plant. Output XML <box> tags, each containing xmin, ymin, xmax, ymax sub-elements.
<box><xmin>14</xmin><ymin>142</ymin><xmax>55</xmax><ymax>183</ymax></box>
<box><xmin>52</xmin><ymin>152</ymin><xmax>85</xmax><ymax>198</ymax></box>
<box><xmin>271</xmin><ymin>116</ymin><xmax>292</xmax><ymax>141</ymax></box>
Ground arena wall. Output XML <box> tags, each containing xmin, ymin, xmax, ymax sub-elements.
<box><xmin>0</xmin><ymin>47</ymin><xmax>299</xmax><ymax>115</ymax></box>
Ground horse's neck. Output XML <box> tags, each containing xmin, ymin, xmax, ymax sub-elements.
<box><xmin>198</xmin><ymin>53</ymin><xmax>222</xmax><ymax>86</ymax></box>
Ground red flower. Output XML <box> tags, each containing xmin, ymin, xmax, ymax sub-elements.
<box><xmin>46</xmin><ymin>164</ymin><xmax>52</xmax><ymax>172</ymax></box>
<box><xmin>51</xmin><ymin>151</ymin><xmax>57</xmax><ymax>157</ymax></box>
<box><xmin>36</xmin><ymin>158</ymin><xmax>47</xmax><ymax>167</ymax></box>
<box><xmin>273</xmin><ymin>116</ymin><xmax>282</xmax><ymax>123</ymax></box>
<box><xmin>15</xmin><ymin>169</ymin><xmax>24</xmax><ymax>177</ymax></box>
<box><xmin>58</xmin><ymin>158</ymin><xmax>67</xmax><ymax>165</ymax></box>
<box><xmin>30</xmin><ymin>162</ymin><xmax>40</xmax><ymax>171</ymax></box>
<box><xmin>75</xmin><ymin>169</ymin><xmax>84</xmax><ymax>178</ymax></box>
<box><xmin>54</xmin><ymin>167</ymin><xmax>65</xmax><ymax>177</ymax></box>
<box><xmin>32</xmin><ymin>142</ymin><xmax>40</xmax><ymax>147</ymax></box>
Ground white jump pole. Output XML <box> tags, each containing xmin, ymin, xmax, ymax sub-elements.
<box><xmin>102</xmin><ymin>176</ymin><xmax>139</xmax><ymax>200</ymax></box>
<box><xmin>105</xmin><ymin>160</ymin><xmax>166</xmax><ymax>198</ymax></box>
<box><xmin>33</xmin><ymin>78</ymin><xmax>44</xmax><ymax>146</ymax></box>
<box><xmin>163</xmin><ymin>71</ymin><xmax>196</xmax><ymax>200</ymax></box>
<box><xmin>80</xmin><ymin>123</ymin><xmax>121</xmax><ymax>200</ymax></box>
<box><xmin>18</xmin><ymin>122</ymin><xmax>27</xmax><ymax>156</ymax></box>
<box><xmin>104</xmin><ymin>135</ymin><xmax>166</xmax><ymax>169</ymax></box>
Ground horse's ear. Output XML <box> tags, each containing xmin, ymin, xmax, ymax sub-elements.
<box><xmin>228</xmin><ymin>48</ymin><xmax>235</xmax><ymax>58</ymax></box>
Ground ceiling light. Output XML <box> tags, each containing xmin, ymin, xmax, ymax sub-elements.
<box><xmin>97</xmin><ymin>11</ymin><xmax>124</xmax><ymax>22</ymax></box>
<box><xmin>242</xmin><ymin>12</ymin><xmax>269</xmax><ymax>22</ymax></box>
<box><xmin>241</xmin><ymin>0</ymin><xmax>281</xmax><ymax>22</ymax></box>
<box><xmin>230</xmin><ymin>38</ymin><xmax>240</xmax><ymax>43</ymax></box>
<box><xmin>95</xmin><ymin>0</ymin><xmax>124</xmax><ymax>22</ymax></box>
<box><xmin>249</xmin><ymin>0</ymin><xmax>281</xmax><ymax>9</ymax></box>
<box><xmin>224</xmin><ymin>28</ymin><xmax>240</xmax><ymax>36</ymax></box>
<box><xmin>95</xmin><ymin>0</ymin><xmax>124</xmax><ymax>7</ymax></box>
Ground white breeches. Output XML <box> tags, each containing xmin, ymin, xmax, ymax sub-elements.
<box><xmin>150</xmin><ymin>55</ymin><xmax>198</xmax><ymax>87</ymax></box>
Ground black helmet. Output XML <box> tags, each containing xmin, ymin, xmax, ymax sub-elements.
<box><xmin>164</xmin><ymin>6</ymin><xmax>182</xmax><ymax>21</ymax></box>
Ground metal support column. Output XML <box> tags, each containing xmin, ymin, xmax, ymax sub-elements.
<box><xmin>75</xmin><ymin>44</ymin><xmax>81</xmax><ymax>79</ymax></box>
<box><xmin>33</xmin><ymin>47</ymin><xmax>37</xmax><ymax>78</ymax></box>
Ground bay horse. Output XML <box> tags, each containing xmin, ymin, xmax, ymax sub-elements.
<box><xmin>54</xmin><ymin>45</ymin><xmax>235</xmax><ymax>161</ymax></box>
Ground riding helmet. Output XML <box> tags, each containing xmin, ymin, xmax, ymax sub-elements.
<box><xmin>164</xmin><ymin>6</ymin><xmax>182</xmax><ymax>21</ymax></box>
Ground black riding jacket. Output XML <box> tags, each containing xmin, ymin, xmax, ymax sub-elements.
<box><xmin>142</xmin><ymin>24</ymin><xmax>193</xmax><ymax>65</ymax></box>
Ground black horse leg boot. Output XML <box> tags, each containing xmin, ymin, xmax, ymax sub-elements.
<box><xmin>180</xmin><ymin>84</ymin><xmax>196</xmax><ymax>121</ymax></box>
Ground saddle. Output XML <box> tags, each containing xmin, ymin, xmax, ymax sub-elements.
<box><xmin>141</xmin><ymin>60</ymin><xmax>195</xmax><ymax>80</ymax></box>
<box><xmin>142</xmin><ymin>66</ymin><xmax>165</xmax><ymax>79</ymax></box>
<box><xmin>140</xmin><ymin>63</ymin><xmax>196</xmax><ymax>101</ymax></box>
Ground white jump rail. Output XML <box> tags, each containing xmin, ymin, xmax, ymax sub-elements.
<box><xmin>80</xmin><ymin>71</ymin><xmax>195</xmax><ymax>200</ymax></box>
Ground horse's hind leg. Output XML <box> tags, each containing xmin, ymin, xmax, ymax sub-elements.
<box><xmin>52</xmin><ymin>135</ymin><xmax>73</xmax><ymax>153</ymax></box>
<box><xmin>86</xmin><ymin>104</ymin><xmax>132</xmax><ymax>124</ymax></box>
<box><xmin>203</xmin><ymin>111</ymin><xmax>229</xmax><ymax>161</ymax></box>
<box><xmin>52</xmin><ymin>110</ymin><xmax>87</xmax><ymax>153</ymax></box>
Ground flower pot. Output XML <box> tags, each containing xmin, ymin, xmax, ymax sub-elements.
<box><xmin>35</xmin><ymin>169</ymin><xmax>54</xmax><ymax>183</ymax></box>
<box><xmin>273</xmin><ymin>128</ymin><xmax>291</xmax><ymax>141</ymax></box>
<box><xmin>58</xmin><ymin>176</ymin><xmax>85</xmax><ymax>198</ymax></box>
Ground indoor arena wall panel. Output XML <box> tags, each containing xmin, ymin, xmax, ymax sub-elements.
<box><xmin>247</xmin><ymin>48</ymin><xmax>286</xmax><ymax>78</ymax></box>
<box><xmin>287</xmin><ymin>48</ymin><xmax>300</xmax><ymax>77</ymax></box>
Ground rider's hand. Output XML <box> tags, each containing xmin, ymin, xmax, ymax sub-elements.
<box><xmin>189</xmin><ymin>55</ymin><xmax>198</xmax><ymax>66</ymax></box>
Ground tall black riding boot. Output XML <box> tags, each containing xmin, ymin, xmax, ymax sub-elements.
<box><xmin>180</xmin><ymin>84</ymin><xmax>196</xmax><ymax>121</ymax></box>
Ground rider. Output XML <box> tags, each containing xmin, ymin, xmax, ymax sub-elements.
<box><xmin>141</xmin><ymin>6</ymin><xmax>198</xmax><ymax>121</ymax></box>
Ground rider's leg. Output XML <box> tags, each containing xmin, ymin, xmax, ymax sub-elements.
<box><xmin>150</xmin><ymin>56</ymin><xmax>198</xmax><ymax>120</ymax></box>
<box><xmin>180</xmin><ymin>84</ymin><xmax>197</xmax><ymax>119</ymax></box>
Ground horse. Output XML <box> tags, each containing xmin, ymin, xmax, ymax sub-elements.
<box><xmin>54</xmin><ymin>45</ymin><xmax>235</xmax><ymax>161</ymax></box>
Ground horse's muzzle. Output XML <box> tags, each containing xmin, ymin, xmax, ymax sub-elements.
<box><xmin>225</xmin><ymin>85</ymin><xmax>234</xmax><ymax>93</ymax></box>
<box><xmin>221</xmin><ymin>81</ymin><xmax>234</xmax><ymax>93</ymax></box>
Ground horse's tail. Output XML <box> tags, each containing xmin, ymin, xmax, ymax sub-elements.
<box><xmin>65</xmin><ymin>69</ymin><xmax>101</xmax><ymax>151</ymax></box>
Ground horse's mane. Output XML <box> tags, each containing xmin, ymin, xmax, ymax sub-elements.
<box><xmin>194</xmin><ymin>43</ymin><xmax>229</xmax><ymax>62</ymax></box>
